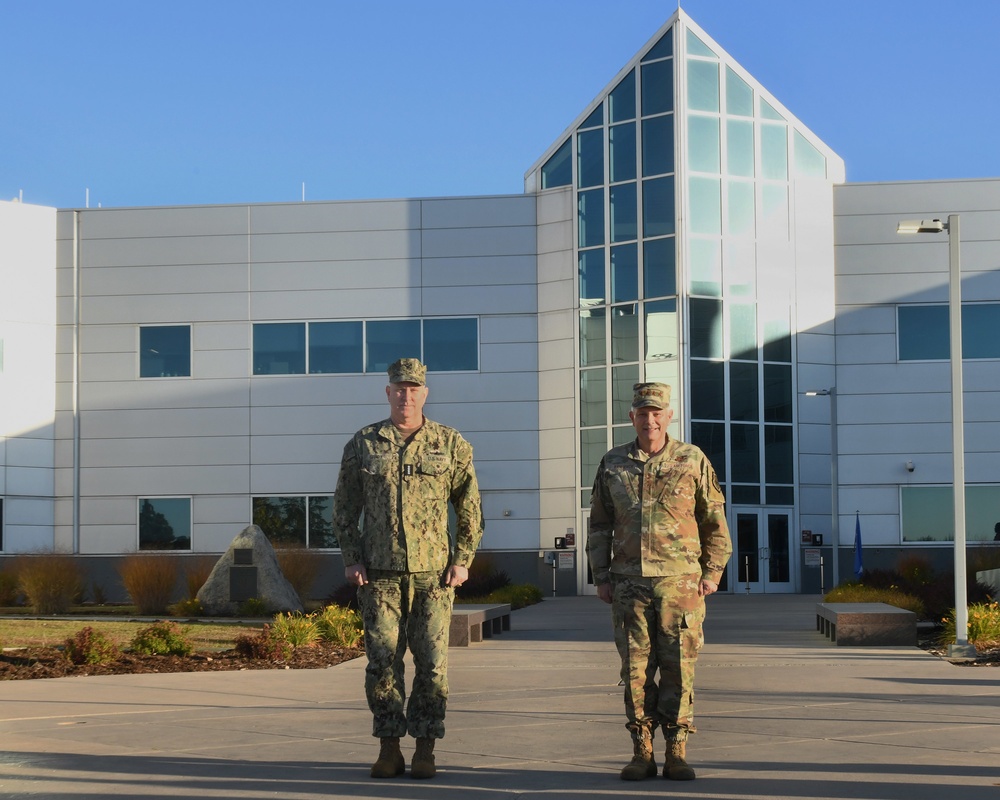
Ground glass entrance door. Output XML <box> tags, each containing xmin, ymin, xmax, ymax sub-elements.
<box><xmin>725</xmin><ymin>508</ymin><xmax>795</xmax><ymax>593</ymax></box>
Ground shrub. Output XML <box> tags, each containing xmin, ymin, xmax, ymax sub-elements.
<box><xmin>182</xmin><ymin>556</ymin><xmax>217</xmax><ymax>600</ymax></box>
<box><xmin>896</xmin><ymin>554</ymin><xmax>935</xmax><ymax>587</ymax></box>
<box><xmin>270</xmin><ymin>611</ymin><xmax>321</xmax><ymax>648</ymax></box>
<box><xmin>90</xmin><ymin>581</ymin><xmax>108</xmax><ymax>605</ymax></box>
<box><xmin>456</xmin><ymin>556</ymin><xmax>511</xmax><ymax>600</ymax></box>
<box><xmin>63</xmin><ymin>626</ymin><xmax>120</xmax><ymax>665</ymax></box>
<box><xmin>130</xmin><ymin>621</ymin><xmax>194</xmax><ymax>656</ymax></box>
<box><xmin>487</xmin><ymin>583</ymin><xmax>543</xmax><ymax>610</ymax></box>
<box><xmin>0</xmin><ymin>570</ymin><xmax>22</xmax><ymax>607</ymax></box>
<box><xmin>15</xmin><ymin>552</ymin><xmax>83</xmax><ymax>614</ymax></box>
<box><xmin>968</xmin><ymin>545</ymin><xmax>1000</xmax><ymax>576</ymax></box>
<box><xmin>327</xmin><ymin>582</ymin><xmax>359</xmax><ymax>610</ymax></box>
<box><xmin>276</xmin><ymin>547</ymin><xmax>320</xmax><ymax>603</ymax></box>
<box><xmin>118</xmin><ymin>555</ymin><xmax>179</xmax><ymax>615</ymax></box>
<box><xmin>233</xmin><ymin>624</ymin><xmax>292</xmax><ymax>660</ymax></box>
<box><xmin>940</xmin><ymin>601</ymin><xmax>1000</xmax><ymax>650</ymax></box>
<box><xmin>238</xmin><ymin>597</ymin><xmax>271</xmax><ymax>617</ymax></box>
<box><xmin>824</xmin><ymin>583</ymin><xmax>925</xmax><ymax>617</ymax></box>
<box><xmin>171</xmin><ymin>597</ymin><xmax>205</xmax><ymax>617</ymax></box>
<box><xmin>314</xmin><ymin>604</ymin><xmax>364</xmax><ymax>648</ymax></box>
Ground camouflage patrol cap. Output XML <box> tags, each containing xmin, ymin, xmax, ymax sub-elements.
<box><xmin>631</xmin><ymin>382</ymin><xmax>671</xmax><ymax>409</ymax></box>
<box><xmin>387</xmin><ymin>357</ymin><xmax>427</xmax><ymax>385</ymax></box>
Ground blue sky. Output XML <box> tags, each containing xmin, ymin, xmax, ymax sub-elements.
<box><xmin>3</xmin><ymin>0</ymin><xmax>998</xmax><ymax>209</ymax></box>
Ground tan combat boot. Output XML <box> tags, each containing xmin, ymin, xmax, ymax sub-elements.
<box><xmin>663</xmin><ymin>739</ymin><xmax>696</xmax><ymax>781</ymax></box>
<box><xmin>370</xmin><ymin>736</ymin><xmax>405</xmax><ymax>778</ymax></box>
<box><xmin>620</xmin><ymin>728</ymin><xmax>656</xmax><ymax>781</ymax></box>
<box><xmin>411</xmin><ymin>737</ymin><xmax>436</xmax><ymax>779</ymax></box>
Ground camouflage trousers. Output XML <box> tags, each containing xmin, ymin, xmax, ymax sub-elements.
<box><xmin>357</xmin><ymin>569</ymin><xmax>454</xmax><ymax>740</ymax></box>
<box><xmin>610</xmin><ymin>573</ymin><xmax>705</xmax><ymax>742</ymax></box>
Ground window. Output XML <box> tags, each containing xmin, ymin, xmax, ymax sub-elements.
<box><xmin>140</xmin><ymin>325</ymin><xmax>190</xmax><ymax>378</ymax></box>
<box><xmin>253</xmin><ymin>322</ymin><xmax>305</xmax><ymax>375</ymax></box>
<box><xmin>899</xmin><ymin>303</ymin><xmax>1000</xmax><ymax>360</ymax></box>
<box><xmin>541</xmin><ymin>139</ymin><xmax>572</xmax><ymax>189</ymax></box>
<box><xmin>901</xmin><ymin>485</ymin><xmax>1000</xmax><ymax>543</ymax></box>
<box><xmin>253</xmin><ymin>495</ymin><xmax>336</xmax><ymax>548</ymax></box>
<box><xmin>138</xmin><ymin>497</ymin><xmax>191</xmax><ymax>550</ymax></box>
<box><xmin>423</xmin><ymin>318</ymin><xmax>478</xmax><ymax>371</ymax></box>
<box><xmin>366</xmin><ymin>319</ymin><xmax>421</xmax><ymax>373</ymax></box>
<box><xmin>309</xmin><ymin>321</ymin><xmax>363</xmax><ymax>374</ymax></box>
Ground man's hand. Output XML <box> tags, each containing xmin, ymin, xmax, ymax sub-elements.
<box><xmin>597</xmin><ymin>583</ymin><xmax>613</xmax><ymax>604</ymax></box>
<box><xmin>444</xmin><ymin>565</ymin><xmax>469</xmax><ymax>588</ymax></box>
<box><xmin>698</xmin><ymin>578</ymin><xmax>719</xmax><ymax>597</ymax></box>
<box><xmin>345</xmin><ymin>564</ymin><xmax>368</xmax><ymax>586</ymax></box>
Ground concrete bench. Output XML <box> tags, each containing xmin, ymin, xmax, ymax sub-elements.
<box><xmin>450</xmin><ymin>603</ymin><xmax>511</xmax><ymax>647</ymax></box>
<box><xmin>816</xmin><ymin>602</ymin><xmax>917</xmax><ymax>646</ymax></box>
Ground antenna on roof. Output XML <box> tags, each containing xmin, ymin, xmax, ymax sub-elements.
<box><xmin>302</xmin><ymin>182</ymin><xmax>306</xmax><ymax>202</ymax></box>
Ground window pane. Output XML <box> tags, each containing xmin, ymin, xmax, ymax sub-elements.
<box><xmin>725</xmin><ymin>67</ymin><xmax>753</xmax><ymax>116</ymax></box>
<box><xmin>763</xmin><ymin>364</ymin><xmax>792</xmax><ymax>423</ymax></box>
<box><xmin>724</xmin><ymin>241</ymin><xmax>756</xmax><ymax>297</ymax></box>
<box><xmin>309</xmin><ymin>496</ymin><xmax>337</xmax><ymax>548</ymax></box>
<box><xmin>731</xmin><ymin>422</ymin><xmax>760</xmax><ymax>482</ymax></box>
<box><xmin>901</xmin><ymin>486</ymin><xmax>952</xmax><ymax>542</ymax></box>
<box><xmin>642</xmin><ymin>177</ymin><xmax>675</xmax><ymax>238</ymax></box>
<box><xmin>687</xmin><ymin>60</ymin><xmax>720</xmax><ymax>112</ymax></box>
<box><xmin>541</xmin><ymin>138</ymin><xmax>572</xmax><ymax>189</ymax></box>
<box><xmin>366</xmin><ymin>319</ymin><xmax>420</xmax><ymax>373</ymax></box>
<box><xmin>690</xmin><ymin>297</ymin><xmax>723</xmax><ymax>359</ymax></box>
<box><xmin>642</xmin><ymin>115</ymin><xmax>674</xmax><ymax>177</ymax></box>
<box><xmin>253</xmin><ymin>496</ymin><xmax>307</xmax><ymax>547</ymax></box>
<box><xmin>793</xmin><ymin>130</ymin><xmax>826</xmax><ymax>178</ymax></box>
<box><xmin>688</xmin><ymin>115</ymin><xmax>720</xmax><ymax>173</ymax></box>
<box><xmin>727</xmin><ymin>119</ymin><xmax>754</xmax><ymax>177</ymax></box>
<box><xmin>762</xmin><ymin>307</ymin><xmax>791</xmax><ymax>362</ymax></box>
<box><xmin>577</xmin><ymin>128</ymin><xmax>604</xmax><ymax>188</ymax></box>
<box><xmin>962</xmin><ymin>303</ymin><xmax>1000</xmax><ymax>358</ymax></box>
<box><xmin>728</xmin><ymin>180</ymin><xmax>755</xmax><ymax>236</ymax></box>
<box><xmin>766</xmin><ymin>486</ymin><xmax>794</xmax><ymax>505</ymax></box>
<box><xmin>690</xmin><ymin>359</ymin><xmax>724</xmax><ymax>420</ymax></box>
<box><xmin>733</xmin><ymin>485</ymin><xmax>760</xmax><ymax>504</ymax></box>
<box><xmin>140</xmin><ymin>325</ymin><xmax>190</xmax><ymax>378</ymax></box>
<box><xmin>611</xmin><ymin>304</ymin><xmax>639</xmax><ymax>364</ymax></box>
<box><xmin>730</xmin><ymin>361</ymin><xmax>759</xmax><ymax>421</ymax></box>
<box><xmin>642</xmin><ymin>30</ymin><xmax>673</xmax><ymax>61</ymax></box>
<box><xmin>609</xmin><ymin>70</ymin><xmax>636</xmax><ymax>123</ymax></box>
<box><xmin>581</xmin><ymin>429</ymin><xmax>609</xmax><ymax>487</ymax></box>
<box><xmin>641</xmin><ymin>59</ymin><xmax>673</xmax><ymax>116</ymax></box>
<box><xmin>424</xmin><ymin>318</ymin><xmax>478</xmax><ymax>371</ymax></box>
<box><xmin>644</xmin><ymin>299</ymin><xmax>678</xmax><ymax>360</ymax></box>
<box><xmin>612</xmin><ymin>363</ymin><xmax>640</xmax><ymax>424</ymax></box>
<box><xmin>579</xmin><ymin>104</ymin><xmax>603</xmax><ymax>130</ymax></box>
<box><xmin>689</xmin><ymin>176</ymin><xmax>721</xmax><ymax>235</ymax></box>
<box><xmin>580</xmin><ymin>308</ymin><xmax>606</xmax><ymax>367</ymax></box>
<box><xmin>690</xmin><ymin>237</ymin><xmax>722</xmax><ymax>296</ymax></box>
<box><xmin>898</xmin><ymin>305</ymin><xmax>948</xmax><ymax>360</ymax></box>
<box><xmin>580</xmin><ymin>368</ymin><xmax>607</xmax><ymax>427</ymax></box>
<box><xmin>610</xmin><ymin>182</ymin><xmax>637</xmax><ymax>243</ymax></box>
<box><xmin>767</xmin><ymin>514</ymin><xmax>790</xmax><ymax>581</ymax></box>
<box><xmin>613</xmin><ymin>425</ymin><xmax>634</xmax><ymax>447</ymax></box>
<box><xmin>579</xmin><ymin>248</ymin><xmax>606</xmax><ymax>305</ymax></box>
<box><xmin>691</xmin><ymin>422</ymin><xmax>726</xmax><ymax>482</ymax></box>
<box><xmin>730</xmin><ymin>303</ymin><xmax>757</xmax><ymax>360</ymax></box>
<box><xmin>761</xmin><ymin>124</ymin><xmax>788</xmax><ymax>180</ymax></box>
<box><xmin>643</xmin><ymin>237</ymin><xmax>676</xmax><ymax>299</ymax></box>
<box><xmin>687</xmin><ymin>29</ymin><xmax>716</xmax><ymax>58</ymax></box>
<box><xmin>309</xmin><ymin>321</ymin><xmax>362</xmax><ymax>374</ymax></box>
<box><xmin>611</xmin><ymin>244</ymin><xmax>638</xmax><ymax>303</ymax></box>
<box><xmin>578</xmin><ymin>188</ymin><xmax>605</xmax><ymax>248</ymax></box>
<box><xmin>139</xmin><ymin>498</ymin><xmax>191</xmax><ymax>551</ymax></box>
<box><xmin>764</xmin><ymin>425</ymin><xmax>793</xmax><ymax>484</ymax></box>
<box><xmin>253</xmin><ymin>323</ymin><xmax>305</xmax><ymax>375</ymax></box>
<box><xmin>609</xmin><ymin>123</ymin><xmax>637</xmax><ymax>183</ymax></box>
<box><xmin>760</xmin><ymin>98</ymin><xmax>784</xmax><ymax>121</ymax></box>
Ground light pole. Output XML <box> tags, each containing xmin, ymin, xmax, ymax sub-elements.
<box><xmin>896</xmin><ymin>215</ymin><xmax>976</xmax><ymax>658</ymax></box>
<box><xmin>806</xmin><ymin>387</ymin><xmax>839</xmax><ymax>589</ymax></box>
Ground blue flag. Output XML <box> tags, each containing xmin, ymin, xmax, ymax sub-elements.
<box><xmin>854</xmin><ymin>513</ymin><xmax>864</xmax><ymax>579</ymax></box>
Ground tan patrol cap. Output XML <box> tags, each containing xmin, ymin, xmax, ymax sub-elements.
<box><xmin>387</xmin><ymin>357</ymin><xmax>427</xmax><ymax>385</ymax></box>
<box><xmin>631</xmin><ymin>382</ymin><xmax>671</xmax><ymax>409</ymax></box>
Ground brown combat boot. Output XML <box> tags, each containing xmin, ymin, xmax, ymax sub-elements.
<box><xmin>663</xmin><ymin>739</ymin><xmax>696</xmax><ymax>781</ymax></box>
<box><xmin>410</xmin><ymin>737</ymin><xmax>436</xmax><ymax>779</ymax></box>
<box><xmin>620</xmin><ymin>728</ymin><xmax>656</xmax><ymax>781</ymax></box>
<box><xmin>370</xmin><ymin>737</ymin><xmax>405</xmax><ymax>778</ymax></box>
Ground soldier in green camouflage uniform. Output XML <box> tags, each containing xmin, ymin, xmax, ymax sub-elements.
<box><xmin>332</xmin><ymin>358</ymin><xmax>484</xmax><ymax>780</ymax></box>
<box><xmin>587</xmin><ymin>382</ymin><xmax>731</xmax><ymax>783</ymax></box>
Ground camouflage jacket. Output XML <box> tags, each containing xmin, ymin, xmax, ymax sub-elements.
<box><xmin>587</xmin><ymin>436</ymin><xmax>731</xmax><ymax>585</ymax></box>
<box><xmin>332</xmin><ymin>418</ymin><xmax>484</xmax><ymax>573</ymax></box>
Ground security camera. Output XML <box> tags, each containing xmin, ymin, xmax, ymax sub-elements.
<box><xmin>905</xmin><ymin>460</ymin><xmax>915</xmax><ymax>473</ymax></box>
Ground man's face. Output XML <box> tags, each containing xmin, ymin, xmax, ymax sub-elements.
<box><xmin>629</xmin><ymin>405</ymin><xmax>673</xmax><ymax>449</ymax></box>
<box><xmin>386</xmin><ymin>381</ymin><xmax>428</xmax><ymax>428</ymax></box>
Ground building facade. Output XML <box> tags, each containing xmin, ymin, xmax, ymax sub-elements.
<box><xmin>1</xmin><ymin>9</ymin><xmax>997</xmax><ymax>598</ymax></box>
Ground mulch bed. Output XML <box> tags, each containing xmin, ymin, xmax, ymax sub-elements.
<box><xmin>0</xmin><ymin>643</ymin><xmax>363</xmax><ymax>681</ymax></box>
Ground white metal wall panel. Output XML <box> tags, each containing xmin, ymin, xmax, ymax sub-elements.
<box><xmin>250</xmin><ymin>259</ymin><xmax>419</xmax><ymax>293</ymax></box>
<box><xmin>422</xmin><ymin>254</ymin><xmax>535</xmax><ymax>287</ymax></box>
<box><xmin>421</xmin><ymin>196</ymin><xmax>537</xmax><ymax>229</ymax></box>
<box><xmin>480</xmin><ymin>314</ymin><xmax>535</xmax><ymax>343</ymax></box>
<box><xmin>250</xmin><ymin>200</ymin><xmax>420</xmax><ymax>234</ymax></box>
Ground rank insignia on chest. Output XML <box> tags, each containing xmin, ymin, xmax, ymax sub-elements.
<box><xmin>403</xmin><ymin>464</ymin><xmax>413</xmax><ymax>477</ymax></box>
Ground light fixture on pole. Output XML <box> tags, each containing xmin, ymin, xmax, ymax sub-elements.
<box><xmin>897</xmin><ymin>215</ymin><xmax>976</xmax><ymax>658</ymax></box>
<box><xmin>805</xmin><ymin>387</ymin><xmax>838</xmax><ymax>590</ymax></box>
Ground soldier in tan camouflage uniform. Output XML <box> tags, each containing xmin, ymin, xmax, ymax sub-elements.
<box><xmin>332</xmin><ymin>358</ymin><xmax>484</xmax><ymax>780</ymax></box>
<box><xmin>587</xmin><ymin>382</ymin><xmax>731</xmax><ymax>783</ymax></box>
